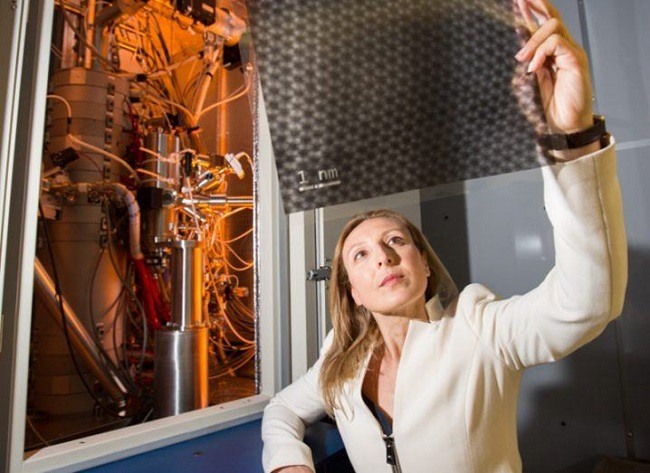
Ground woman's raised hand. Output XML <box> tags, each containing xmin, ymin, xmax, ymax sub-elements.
<box><xmin>515</xmin><ymin>0</ymin><xmax>594</xmax><ymax>136</ymax></box>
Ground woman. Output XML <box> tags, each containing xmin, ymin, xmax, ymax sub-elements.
<box><xmin>262</xmin><ymin>0</ymin><xmax>628</xmax><ymax>471</ymax></box>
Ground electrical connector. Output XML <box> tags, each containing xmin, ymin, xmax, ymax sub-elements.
<box><xmin>224</xmin><ymin>153</ymin><xmax>245</xmax><ymax>179</ymax></box>
<box><xmin>50</xmin><ymin>147</ymin><xmax>80</xmax><ymax>168</ymax></box>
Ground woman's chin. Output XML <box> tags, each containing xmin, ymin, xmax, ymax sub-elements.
<box><xmin>367</xmin><ymin>297</ymin><xmax>425</xmax><ymax>319</ymax></box>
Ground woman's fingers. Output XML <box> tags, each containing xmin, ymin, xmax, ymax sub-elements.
<box><xmin>516</xmin><ymin>0</ymin><xmax>539</xmax><ymax>32</ymax></box>
<box><xmin>514</xmin><ymin>10</ymin><xmax>586</xmax><ymax>75</ymax></box>
<box><xmin>525</xmin><ymin>0</ymin><xmax>556</xmax><ymax>22</ymax></box>
<box><xmin>516</xmin><ymin>0</ymin><xmax>577</xmax><ymax>46</ymax></box>
<box><xmin>515</xmin><ymin>17</ymin><xmax>564</xmax><ymax>61</ymax></box>
<box><xmin>514</xmin><ymin>0</ymin><xmax>593</xmax><ymax>134</ymax></box>
<box><xmin>527</xmin><ymin>32</ymin><xmax>585</xmax><ymax>74</ymax></box>
<box><xmin>519</xmin><ymin>0</ymin><xmax>561</xmax><ymax>29</ymax></box>
<box><xmin>527</xmin><ymin>0</ymin><xmax>561</xmax><ymax>22</ymax></box>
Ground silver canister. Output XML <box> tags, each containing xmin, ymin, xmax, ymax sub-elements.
<box><xmin>154</xmin><ymin>327</ymin><xmax>208</xmax><ymax>418</ymax></box>
<box><xmin>154</xmin><ymin>240</ymin><xmax>207</xmax><ymax>418</ymax></box>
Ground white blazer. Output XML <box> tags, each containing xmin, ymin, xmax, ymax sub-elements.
<box><xmin>262</xmin><ymin>143</ymin><xmax>627</xmax><ymax>473</ymax></box>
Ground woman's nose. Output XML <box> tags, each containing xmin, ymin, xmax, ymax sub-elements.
<box><xmin>377</xmin><ymin>247</ymin><xmax>395</xmax><ymax>266</ymax></box>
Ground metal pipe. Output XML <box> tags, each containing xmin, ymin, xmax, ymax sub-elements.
<box><xmin>170</xmin><ymin>241</ymin><xmax>203</xmax><ymax>328</ymax></box>
<box><xmin>33</xmin><ymin>258</ymin><xmax>130</xmax><ymax>403</ymax></box>
<box><xmin>180</xmin><ymin>205</ymin><xmax>207</xmax><ymax>224</ymax></box>
<box><xmin>181</xmin><ymin>195</ymin><xmax>253</xmax><ymax>207</ymax></box>
<box><xmin>84</xmin><ymin>0</ymin><xmax>96</xmax><ymax>69</ymax></box>
<box><xmin>193</xmin><ymin>48</ymin><xmax>222</xmax><ymax>117</ymax></box>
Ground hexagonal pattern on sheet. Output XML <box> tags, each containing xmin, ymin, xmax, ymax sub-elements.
<box><xmin>247</xmin><ymin>0</ymin><xmax>546</xmax><ymax>213</ymax></box>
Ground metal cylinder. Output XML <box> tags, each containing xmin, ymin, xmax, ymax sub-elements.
<box><xmin>140</xmin><ymin>131</ymin><xmax>180</xmax><ymax>249</ymax></box>
<box><xmin>170</xmin><ymin>240</ymin><xmax>204</xmax><ymax>329</ymax></box>
<box><xmin>34</xmin><ymin>67</ymin><xmax>130</xmax><ymax>415</ymax></box>
<box><xmin>47</xmin><ymin>67</ymin><xmax>129</xmax><ymax>183</ymax></box>
<box><xmin>142</xmin><ymin>131</ymin><xmax>180</xmax><ymax>191</ymax></box>
<box><xmin>154</xmin><ymin>240</ymin><xmax>207</xmax><ymax>418</ymax></box>
<box><xmin>181</xmin><ymin>195</ymin><xmax>253</xmax><ymax>206</ymax></box>
<box><xmin>154</xmin><ymin>327</ymin><xmax>208</xmax><ymax>418</ymax></box>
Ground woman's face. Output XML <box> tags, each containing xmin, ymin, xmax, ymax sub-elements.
<box><xmin>341</xmin><ymin>217</ymin><xmax>430</xmax><ymax>318</ymax></box>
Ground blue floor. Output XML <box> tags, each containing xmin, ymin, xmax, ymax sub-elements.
<box><xmin>82</xmin><ymin>419</ymin><xmax>345</xmax><ymax>473</ymax></box>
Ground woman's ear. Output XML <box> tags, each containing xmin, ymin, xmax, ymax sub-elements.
<box><xmin>421</xmin><ymin>253</ymin><xmax>431</xmax><ymax>277</ymax></box>
<box><xmin>350</xmin><ymin>286</ymin><xmax>361</xmax><ymax>306</ymax></box>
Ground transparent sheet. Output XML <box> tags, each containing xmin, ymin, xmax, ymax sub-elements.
<box><xmin>247</xmin><ymin>0</ymin><xmax>545</xmax><ymax>213</ymax></box>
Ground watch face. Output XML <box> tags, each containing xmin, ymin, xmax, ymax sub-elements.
<box><xmin>247</xmin><ymin>0</ymin><xmax>546</xmax><ymax>213</ymax></box>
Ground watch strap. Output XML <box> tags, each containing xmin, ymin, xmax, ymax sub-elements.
<box><xmin>537</xmin><ymin>115</ymin><xmax>607</xmax><ymax>150</ymax></box>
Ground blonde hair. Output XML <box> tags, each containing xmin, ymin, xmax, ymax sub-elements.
<box><xmin>319</xmin><ymin>209</ymin><xmax>456</xmax><ymax>416</ymax></box>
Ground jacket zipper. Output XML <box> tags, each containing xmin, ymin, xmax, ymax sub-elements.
<box><xmin>382</xmin><ymin>433</ymin><xmax>402</xmax><ymax>473</ymax></box>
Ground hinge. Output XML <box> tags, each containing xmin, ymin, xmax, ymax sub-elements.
<box><xmin>306</xmin><ymin>265</ymin><xmax>331</xmax><ymax>282</ymax></box>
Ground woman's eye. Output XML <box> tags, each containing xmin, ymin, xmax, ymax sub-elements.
<box><xmin>387</xmin><ymin>236</ymin><xmax>404</xmax><ymax>246</ymax></box>
<box><xmin>353</xmin><ymin>250</ymin><xmax>366</xmax><ymax>261</ymax></box>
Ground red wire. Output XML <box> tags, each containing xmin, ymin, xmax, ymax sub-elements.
<box><xmin>133</xmin><ymin>258</ymin><xmax>164</xmax><ymax>330</ymax></box>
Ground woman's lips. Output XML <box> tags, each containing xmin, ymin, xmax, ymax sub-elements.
<box><xmin>380</xmin><ymin>274</ymin><xmax>403</xmax><ymax>287</ymax></box>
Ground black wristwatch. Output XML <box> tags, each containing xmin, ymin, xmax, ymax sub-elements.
<box><xmin>537</xmin><ymin>115</ymin><xmax>607</xmax><ymax>150</ymax></box>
